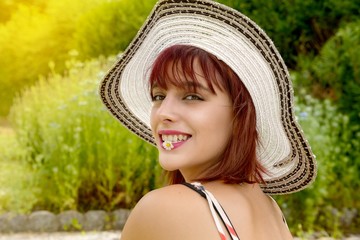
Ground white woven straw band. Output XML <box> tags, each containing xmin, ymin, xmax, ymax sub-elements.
<box><xmin>100</xmin><ymin>0</ymin><xmax>317</xmax><ymax>194</ymax></box>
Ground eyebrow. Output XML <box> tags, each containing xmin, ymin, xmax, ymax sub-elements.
<box><xmin>187</xmin><ymin>81</ymin><xmax>211</xmax><ymax>92</ymax></box>
<box><xmin>151</xmin><ymin>81</ymin><xmax>212</xmax><ymax>93</ymax></box>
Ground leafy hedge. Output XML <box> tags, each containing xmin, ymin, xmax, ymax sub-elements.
<box><xmin>74</xmin><ymin>0</ymin><xmax>156</xmax><ymax>59</ymax></box>
<box><xmin>0</xmin><ymin>0</ymin><xmax>100</xmax><ymax>115</ymax></box>
<box><xmin>217</xmin><ymin>0</ymin><xmax>360</xmax><ymax>67</ymax></box>
<box><xmin>9</xmin><ymin>56</ymin><xmax>162</xmax><ymax>212</ymax></box>
<box><xmin>276</xmin><ymin>91</ymin><xmax>360</xmax><ymax>237</ymax></box>
<box><xmin>1</xmin><ymin>0</ymin><xmax>359</xmax><ymax>116</ymax></box>
<box><xmin>296</xmin><ymin>20</ymin><xmax>360</xmax><ymax>125</ymax></box>
<box><xmin>277</xmin><ymin>20</ymin><xmax>360</xmax><ymax>236</ymax></box>
<box><xmin>0</xmin><ymin>0</ymin><xmax>154</xmax><ymax>116</ymax></box>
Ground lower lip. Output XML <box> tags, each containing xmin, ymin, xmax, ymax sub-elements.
<box><xmin>161</xmin><ymin>140</ymin><xmax>187</xmax><ymax>151</ymax></box>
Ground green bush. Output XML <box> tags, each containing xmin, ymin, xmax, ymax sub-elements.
<box><xmin>0</xmin><ymin>128</ymin><xmax>37</xmax><ymax>214</ymax></box>
<box><xmin>275</xmin><ymin>85</ymin><xmax>360</xmax><ymax>237</ymax></box>
<box><xmin>0</xmin><ymin>0</ymin><xmax>44</xmax><ymax>23</ymax></box>
<box><xmin>280</xmin><ymin>20</ymin><xmax>360</xmax><ymax>236</ymax></box>
<box><xmin>9</xmin><ymin>56</ymin><xmax>162</xmax><ymax>212</ymax></box>
<box><xmin>297</xmin><ymin>20</ymin><xmax>360</xmax><ymax>124</ymax></box>
<box><xmin>0</xmin><ymin>0</ymin><xmax>157</xmax><ymax>117</ymax></box>
<box><xmin>74</xmin><ymin>0</ymin><xmax>156</xmax><ymax>59</ymax></box>
<box><xmin>2</xmin><ymin>0</ymin><xmax>359</xmax><ymax>116</ymax></box>
<box><xmin>217</xmin><ymin>0</ymin><xmax>360</xmax><ymax>67</ymax></box>
<box><xmin>0</xmin><ymin>0</ymin><xmax>102</xmax><ymax>116</ymax></box>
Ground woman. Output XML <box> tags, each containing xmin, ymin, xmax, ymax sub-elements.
<box><xmin>100</xmin><ymin>0</ymin><xmax>317</xmax><ymax>239</ymax></box>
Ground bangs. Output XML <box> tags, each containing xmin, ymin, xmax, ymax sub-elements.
<box><xmin>149</xmin><ymin>45</ymin><xmax>225</xmax><ymax>94</ymax></box>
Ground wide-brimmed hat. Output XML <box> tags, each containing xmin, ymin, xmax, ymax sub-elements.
<box><xmin>99</xmin><ymin>0</ymin><xmax>316</xmax><ymax>194</ymax></box>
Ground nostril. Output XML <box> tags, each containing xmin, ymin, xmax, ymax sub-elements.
<box><xmin>162</xmin><ymin>117</ymin><xmax>173</xmax><ymax>122</ymax></box>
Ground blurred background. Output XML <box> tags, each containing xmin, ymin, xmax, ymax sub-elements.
<box><xmin>0</xmin><ymin>0</ymin><xmax>359</xmax><ymax>237</ymax></box>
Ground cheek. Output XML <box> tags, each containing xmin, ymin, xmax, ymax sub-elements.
<box><xmin>213</xmin><ymin>114</ymin><xmax>233</xmax><ymax>145</ymax></box>
<box><xmin>150</xmin><ymin>108</ymin><xmax>157</xmax><ymax>135</ymax></box>
<box><xmin>202</xmin><ymin>115</ymin><xmax>233</xmax><ymax>147</ymax></box>
<box><xmin>207</xmin><ymin>109</ymin><xmax>233</xmax><ymax>132</ymax></box>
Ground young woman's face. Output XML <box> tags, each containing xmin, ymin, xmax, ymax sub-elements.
<box><xmin>150</xmin><ymin>60</ymin><xmax>233</xmax><ymax>181</ymax></box>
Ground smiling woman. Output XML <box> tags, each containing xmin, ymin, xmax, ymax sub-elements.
<box><xmin>99</xmin><ymin>0</ymin><xmax>316</xmax><ymax>239</ymax></box>
<box><xmin>149</xmin><ymin>45</ymin><xmax>263</xmax><ymax>185</ymax></box>
<box><xmin>150</xmin><ymin>47</ymin><xmax>235</xmax><ymax>182</ymax></box>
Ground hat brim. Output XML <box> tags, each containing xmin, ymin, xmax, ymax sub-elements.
<box><xmin>100</xmin><ymin>0</ymin><xmax>316</xmax><ymax>194</ymax></box>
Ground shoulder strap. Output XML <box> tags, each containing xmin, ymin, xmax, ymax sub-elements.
<box><xmin>182</xmin><ymin>182</ymin><xmax>240</xmax><ymax>240</ymax></box>
<box><xmin>268</xmin><ymin>196</ymin><xmax>289</xmax><ymax>228</ymax></box>
<box><xmin>182</xmin><ymin>182</ymin><xmax>207</xmax><ymax>198</ymax></box>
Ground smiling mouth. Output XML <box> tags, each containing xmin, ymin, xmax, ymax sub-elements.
<box><xmin>160</xmin><ymin>134</ymin><xmax>191</xmax><ymax>150</ymax></box>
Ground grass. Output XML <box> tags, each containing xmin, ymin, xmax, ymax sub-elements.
<box><xmin>0</xmin><ymin>125</ymin><xmax>37</xmax><ymax>214</ymax></box>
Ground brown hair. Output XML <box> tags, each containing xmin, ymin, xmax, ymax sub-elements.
<box><xmin>149</xmin><ymin>45</ymin><xmax>266</xmax><ymax>185</ymax></box>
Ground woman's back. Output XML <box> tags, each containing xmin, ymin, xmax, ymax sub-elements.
<box><xmin>120</xmin><ymin>182</ymin><xmax>293</xmax><ymax>240</ymax></box>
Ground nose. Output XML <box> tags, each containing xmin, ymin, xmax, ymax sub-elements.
<box><xmin>156</xmin><ymin>96</ymin><xmax>179</xmax><ymax>122</ymax></box>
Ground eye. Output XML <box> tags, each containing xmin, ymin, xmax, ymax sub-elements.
<box><xmin>151</xmin><ymin>94</ymin><xmax>165</xmax><ymax>102</ymax></box>
<box><xmin>184</xmin><ymin>94</ymin><xmax>203</xmax><ymax>101</ymax></box>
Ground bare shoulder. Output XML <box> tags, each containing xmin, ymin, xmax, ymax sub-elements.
<box><xmin>120</xmin><ymin>184</ymin><xmax>216</xmax><ymax>240</ymax></box>
<box><xmin>144</xmin><ymin>183</ymin><xmax>199</xmax><ymax>202</ymax></box>
<box><xmin>135</xmin><ymin>184</ymin><xmax>203</xmax><ymax>211</ymax></box>
<box><xmin>207</xmin><ymin>183</ymin><xmax>293</xmax><ymax>240</ymax></box>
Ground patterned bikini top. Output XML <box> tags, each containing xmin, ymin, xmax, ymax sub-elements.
<box><xmin>182</xmin><ymin>182</ymin><xmax>289</xmax><ymax>240</ymax></box>
<box><xmin>182</xmin><ymin>182</ymin><xmax>240</xmax><ymax>240</ymax></box>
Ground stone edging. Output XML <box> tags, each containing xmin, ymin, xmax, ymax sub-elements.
<box><xmin>0</xmin><ymin>209</ymin><xmax>130</xmax><ymax>233</ymax></box>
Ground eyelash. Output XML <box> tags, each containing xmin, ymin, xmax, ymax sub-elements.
<box><xmin>184</xmin><ymin>94</ymin><xmax>203</xmax><ymax>101</ymax></box>
<box><xmin>151</xmin><ymin>94</ymin><xmax>165</xmax><ymax>102</ymax></box>
<box><xmin>151</xmin><ymin>93</ymin><xmax>204</xmax><ymax>102</ymax></box>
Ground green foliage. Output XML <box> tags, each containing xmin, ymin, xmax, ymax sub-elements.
<box><xmin>0</xmin><ymin>0</ymin><xmax>16</xmax><ymax>22</ymax></box>
<box><xmin>0</xmin><ymin>127</ymin><xmax>37</xmax><ymax>214</ymax></box>
<box><xmin>62</xmin><ymin>218</ymin><xmax>83</xmax><ymax>231</ymax></box>
<box><xmin>297</xmin><ymin>20</ymin><xmax>360</xmax><ymax>124</ymax></box>
<box><xmin>2</xmin><ymin>0</ymin><xmax>359</xmax><ymax>117</ymax></box>
<box><xmin>9</xmin><ymin>56</ymin><xmax>162</xmax><ymax>212</ymax></box>
<box><xmin>0</xmin><ymin>0</ymin><xmax>101</xmax><ymax>116</ymax></box>
<box><xmin>0</xmin><ymin>0</ymin><xmax>156</xmax><ymax>116</ymax></box>
<box><xmin>275</xmin><ymin>86</ymin><xmax>360</xmax><ymax>236</ymax></box>
<box><xmin>216</xmin><ymin>0</ymin><xmax>360</xmax><ymax>67</ymax></box>
<box><xmin>74</xmin><ymin>0</ymin><xmax>156</xmax><ymax>59</ymax></box>
<box><xmin>0</xmin><ymin>0</ymin><xmax>46</xmax><ymax>23</ymax></box>
<box><xmin>281</xmin><ymin>20</ymin><xmax>360</xmax><ymax>236</ymax></box>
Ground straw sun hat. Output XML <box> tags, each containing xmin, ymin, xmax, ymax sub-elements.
<box><xmin>99</xmin><ymin>0</ymin><xmax>317</xmax><ymax>194</ymax></box>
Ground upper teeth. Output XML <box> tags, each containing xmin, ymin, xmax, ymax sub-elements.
<box><xmin>162</xmin><ymin>134</ymin><xmax>188</xmax><ymax>142</ymax></box>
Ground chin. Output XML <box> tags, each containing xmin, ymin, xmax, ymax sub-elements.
<box><xmin>158</xmin><ymin>157</ymin><xmax>180</xmax><ymax>172</ymax></box>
